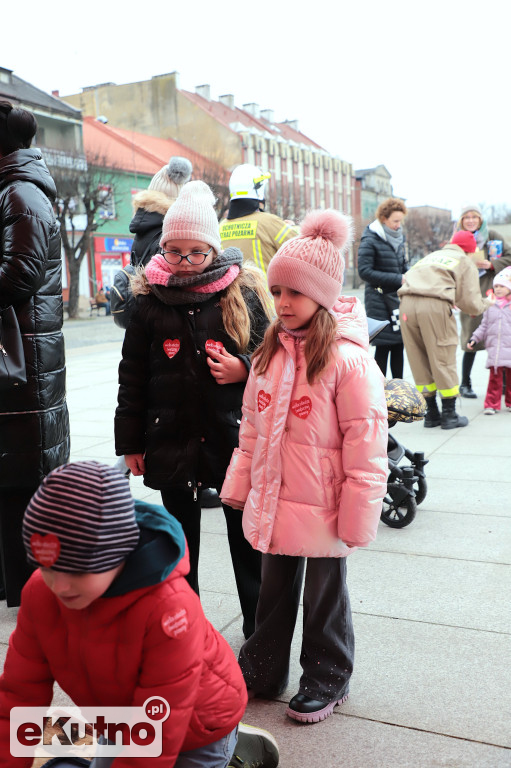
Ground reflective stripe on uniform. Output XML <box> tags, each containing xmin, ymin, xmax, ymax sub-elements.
<box><xmin>438</xmin><ymin>385</ymin><xmax>460</xmax><ymax>397</ymax></box>
<box><xmin>417</xmin><ymin>383</ymin><xmax>437</xmax><ymax>393</ymax></box>
<box><xmin>275</xmin><ymin>224</ymin><xmax>293</xmax><ymax>245</ymax></box>
<box><xmin>252</xmin><ymin>240</ymin><xmax>266</xmax><ymax>275</ymax></box>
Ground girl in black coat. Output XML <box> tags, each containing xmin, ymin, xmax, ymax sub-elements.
<box><xmin>358</xmin><ymin>198</ymin><xmax>408</xmax><ymax>378</ymax></box>
<box><xmin>115</xmin><ymin>180</ymin><xmax>272</xmax><ymax>638</ymax></box>
<box><xmin>0</xmin><ymin>102</ymin><xmax>70</xmax><ymax>606</ymax></box>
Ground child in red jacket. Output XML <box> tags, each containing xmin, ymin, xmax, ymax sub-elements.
<box><xmin>0</xmin><ymin>461</ymin><xmax>278</xmax><ymax>768</ymax></box>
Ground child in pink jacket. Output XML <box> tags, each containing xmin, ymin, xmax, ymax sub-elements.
<box><xmin>221</xmin><ymin>210</ymin><xmax>388</xmax><ymax>724</ymax></box>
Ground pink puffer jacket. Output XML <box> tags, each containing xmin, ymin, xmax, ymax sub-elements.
<box><xmin>221</xmin><ymin>296</ymin><xmax>388</xmax><ymax>557</ymax></box>
<box><xmin>470</xmin><ymin>300</ymin><xmax>511</xmax><ymax>371</ymax></box>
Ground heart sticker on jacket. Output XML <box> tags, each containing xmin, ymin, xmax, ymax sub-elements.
<box><xmin>161</xmin><ymin>608</ymin><xmax>189</xmax><ymax>638</ymax></box>
<box><xmin>163</xmin><ymin>339</ymin><xmax>180</xmax><ymax>359</ymax></box>
<box><xmin>258</xmin><ymin>390</ymin><xmax>271</xmax><ymax>412</ymax></box>
<box><xmin>30</xmin><ymin>533</ymin><xmax>61</xmax><ymax>567</ymax></box>
<box><xmin>205</xmin><ymin>339</ymin><xmax>224</xmax><ymax>357</ymax></box>
<box><xmin>291</xmin><ymin>396</ymin><xmax>312</xmax><ymax>419</ymax></box>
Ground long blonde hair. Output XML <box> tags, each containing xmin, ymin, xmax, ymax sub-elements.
<box><xmin>253</xmin><ymin>307</ymin><xmax>337</xmax><ymax>384</ymax></box>
<box><xmin>132</xmin><ymin>261</ymin><xmax>273</xmax><ymax>353</ymax></box>
<box><xmin>221</xmin><ymin>263</ymin><xmax>274</xmax><ymax>353</ymax></box>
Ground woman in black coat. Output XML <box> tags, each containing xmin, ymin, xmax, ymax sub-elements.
<box><xmin>0</xmin><ymin>102</ymin><xmax>70</xmax><ymax>606</ymax></box>
<box><xmin>358</xmin><ymin>197</ymin><xmax>408</xmax><ymax>378</ymax></box>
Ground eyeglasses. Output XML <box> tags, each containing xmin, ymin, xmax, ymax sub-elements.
<box><xmin>161</xmin><ymin>247</ymin><xmax>213</xmax><ymax>265</ymax></box>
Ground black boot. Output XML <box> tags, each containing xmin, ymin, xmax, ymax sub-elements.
<box><xmin>460</xmin><ymin>379</ymin><xmax>477</xmax><ymax>398</ymax></box>
<box><xmin>441</xmin><ymin>397</ymin><xmax>468</xmax><ymax>429</ymax></box>
<box><xmin>460</xmin><ymin>352</ymin><xmax>477</xmax><ymax>398</ymax></box>
<box><xmin>424</xmin><ymin>395</ymin><xmax>441</xmax><ymax>428</ymax></box>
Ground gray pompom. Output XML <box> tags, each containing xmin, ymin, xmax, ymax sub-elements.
<box><xmin>167</xmin><ymin>156</ymin><xmax>193</xmax><ymax>185</ymax></box>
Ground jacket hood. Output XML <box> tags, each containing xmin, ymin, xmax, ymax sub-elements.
<box><xmin>103</xmin><ymin>499</ymin><xmax>187</xmax><ymax>597</ymax></box>
<box><xmin>0</xmin><ymin>148</ymin><xmax>57</xmax><ymax>201</ymax></box>
<box><xmin>332</xmin><ymin>295</ymin><xmax>370</xmax><ymax>351</ymax></box>
<box><xmin>130</xmin><ymin>190</ymin><xmax>173</xmax><ymax>229</ymax></box>
<box><xmin>368</xmin><ymin>219</ymin><xmax>387</xmax><ymax>241</ymax></box>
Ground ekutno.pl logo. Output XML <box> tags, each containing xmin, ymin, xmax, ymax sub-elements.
<box><xmin>10</xmin><ymin>697</ymin><xmax>170</xmax><ymax>758</ymax></box>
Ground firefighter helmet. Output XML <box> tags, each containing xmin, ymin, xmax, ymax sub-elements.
<box><xmin>229</xmin><ymin>164</ymin><xmax>271</xmax><ymax>201</ymax></box>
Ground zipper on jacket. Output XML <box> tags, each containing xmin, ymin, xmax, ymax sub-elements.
<box><xmin>187</xmin><ymin>481</ymin><xmax>198</xmax><ymax>501</ymax></box>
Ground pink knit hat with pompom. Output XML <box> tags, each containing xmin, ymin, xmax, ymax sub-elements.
<box><xmin>266</xmin><ymin>209</ymin><xmax>353</xmax><ymax>310</ymax></box>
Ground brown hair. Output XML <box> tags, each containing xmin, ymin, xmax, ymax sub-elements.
<box><xmin>376</xmin><ymin>197</ymin><xmax>407</xmax><ymax>223</ymax></box>
<box><xmin>253</xmin><ymin>307</ymin><xmax>337</xmax><ymax>384</ymax></box>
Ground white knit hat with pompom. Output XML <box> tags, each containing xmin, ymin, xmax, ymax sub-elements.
<box><xmin>148</xmin><ymin>156</ymin><xmax>193</xmax><ymax>200</ymax></box>
<box><xmin>266</xmin><ymin>209</ymin><xmax>353</xmax><ymax>309</ymax></box>
<box><xmin>159</xmin><ymin>180</ymin><xmax>221</xmax><ymax>253</ymax></box>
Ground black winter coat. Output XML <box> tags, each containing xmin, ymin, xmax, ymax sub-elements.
<box><xmin>115</xmin><ymin>286</ymin><xmax>269</xmax><ymax>492</ymax></box>
<box><xmin>357</xmin><ymin>222</ymin><xmax>408</xmax><ymax>346</ymax></box>
<box><xmin>0</xmin><ymin>149</ymin><xmax>70</xmax><ymax>489</ymax></box>
<box><xmin>129</xmin><ymin>190</ymin><xmax>172</xmax><ymax>267</ymax></box>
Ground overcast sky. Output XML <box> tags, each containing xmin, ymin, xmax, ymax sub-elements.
<box><xmin>3</xmin><ymin>0</ymin><xmax>509</xmax><ymax>216</ymax></box>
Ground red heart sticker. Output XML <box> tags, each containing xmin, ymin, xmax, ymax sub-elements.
<box><xmin>30</xmin><ymin>533</ymin><xmax>61</xmax><ymax>567</ymax></box>
<box><xmin>205</xmin><ymin>339</ymin><xmax>224</xmax><ymax>357</ymax></box>
<box><xmin>291</xmin><ymin>396</ymin><xmax>312</xmax><ymax>419</ymax></box>
<box><xmin>163</xmin><ymin>339</ymin><xmax>180</xmax><ymax>359</ymax></box>
<box><xmin>161</xmin><ymin>609</ymin><xmax>189</xmax><ymax>639</ymax></box>
<box><xmin>258</xmin><ymin>390</ymin><xmax>271</xmax><ymax>412</ymax></box>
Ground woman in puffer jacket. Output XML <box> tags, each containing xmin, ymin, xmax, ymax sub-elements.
<box><xmin>129</xmin><ymin>156</ymin><xmax>192</xmax><ymax>267</ymax></box>
<box><xmin>357</xmin><ymin>197</ymin><xmax>408</xmax><ymax>377</ymax></box>
<box><xmin>221</xmin><ymin>209</ymin><xmax>388</xmax><ymax>724</ymax></box>
<box><xmin>0</xmin><ymin>101</ymin><xmax>69</xmax><ymax>606</ymax></box>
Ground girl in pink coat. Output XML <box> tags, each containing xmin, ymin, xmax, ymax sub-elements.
<box><xmin>221</xmin><ymin>209</ymin><xmax>388</xmax><ymax>724</ymax></box>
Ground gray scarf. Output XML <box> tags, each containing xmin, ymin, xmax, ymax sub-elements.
<box><xmin>150</xmin><ymin>247</ymin><xmax>243</xmax><ymax>306</ymax></box>
<box><xmin>383</xmin><ymin>225</ymin><xmax>404</xmax><ymax>253</ymax></box>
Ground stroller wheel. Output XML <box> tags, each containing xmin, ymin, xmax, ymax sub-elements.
<box><xmin>388</xmin><ymin>471</ymin><xmax>427</xmax><ymax>506</ymax></box>
<box><xmin>381</xmin><ymin>493</ymin><xmax>417</xmax><ymax>528</ymax></box>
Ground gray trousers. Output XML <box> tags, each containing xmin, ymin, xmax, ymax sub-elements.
<box><xmin>239</xmin><ymin>553</ymin><xmax>354</xmax><ymax>702</ymax></box>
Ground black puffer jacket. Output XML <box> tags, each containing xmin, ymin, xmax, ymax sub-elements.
<box><xmin>115</xmin><ymin>285</ymin><xmax>269</xmax><ymax>492</ymax></box>
<box><xmin>129</xmin><ymin>190</ymin><xmax>172</xmax><ymax>267</ymax></box>
<box><xmin>0</xmin><ymin>148</ymin><xmax>70</xmax><ymax>489</ymax></box>
<box><xmin>357</xmin><ymin>221</ymin><xmax>408</xmax><ymax>346</ymax></box>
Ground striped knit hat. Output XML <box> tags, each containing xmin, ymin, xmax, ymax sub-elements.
<box><xmin>159</xmin><ymin>180</ymin><xmax>221</xmax><ymax>254</ymax></box>
<box><xmin>23</xmin><ymin>461</ymin><xmax>140</xmax><ymax>573</ymax></box>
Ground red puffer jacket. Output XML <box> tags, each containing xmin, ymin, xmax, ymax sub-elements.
<box><xmin>0</xmin><ymin>550</ymin><xmax>246</xmax><ymax>767</ymax></box>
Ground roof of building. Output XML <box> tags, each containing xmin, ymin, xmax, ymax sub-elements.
<box><xmin>355</xmin><ymin>165</ymin><xmax>391</xmax><ymax>178</ymax></box>
<box><xmin>181</xmin><ymin>89</ymin><xmax>325</xmax><ymax>152</ymax></box>
<box><xmin>82</xmin><ymin>117</ymin><xmax>227</xmax><ymax>181</ymax></box>
<box><xmin>0</xmin><ymin>67</ymin><xmax>80</xmax><ymax>118</ymax></box>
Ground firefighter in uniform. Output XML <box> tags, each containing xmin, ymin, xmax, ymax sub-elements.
<box><xmin>220</xmin><ymin>164</ymin><xmax>296</xmax><ymax>276</ymax></box>
<box><xmin>398</xmin><ymin>230</ymin><xmax>494</xmax><ymax>429</ymax></box>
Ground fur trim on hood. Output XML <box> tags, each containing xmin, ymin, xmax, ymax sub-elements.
<box><xmin>130</xmin><ymin>268</ymin><xmax>152</xmax><ymax>298</ymax></box>
<box><xmin>132</xmin><ymin>189</ymin><xmax>174</xmax><ymax>216</ymax></box>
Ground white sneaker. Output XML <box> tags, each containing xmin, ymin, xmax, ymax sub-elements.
<box><xmin>484</xmin><ymin>407</ymin><xmax>496</xmax><ymax>415</ymax></box>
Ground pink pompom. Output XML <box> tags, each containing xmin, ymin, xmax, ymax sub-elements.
<box><xmin>300</xmin><ymin>209</ymin><xmax>353</xmax><ymax>251</ymax></box>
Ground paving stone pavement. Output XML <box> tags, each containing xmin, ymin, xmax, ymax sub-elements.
<box><xmin>1</xmin><ymin>292</ymin><xmax>510</xmax><ymax>767</ymax></box>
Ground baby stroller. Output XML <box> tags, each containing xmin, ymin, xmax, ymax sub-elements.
<box><xmin>381</xmin><ymin>378</ymin><xmax>428</xmax><ymax>528</ymax></box>
<box><xmin>367</xmin><ymin>319</ymin><xmax>428</xmax><ymax>529</ymax></box>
